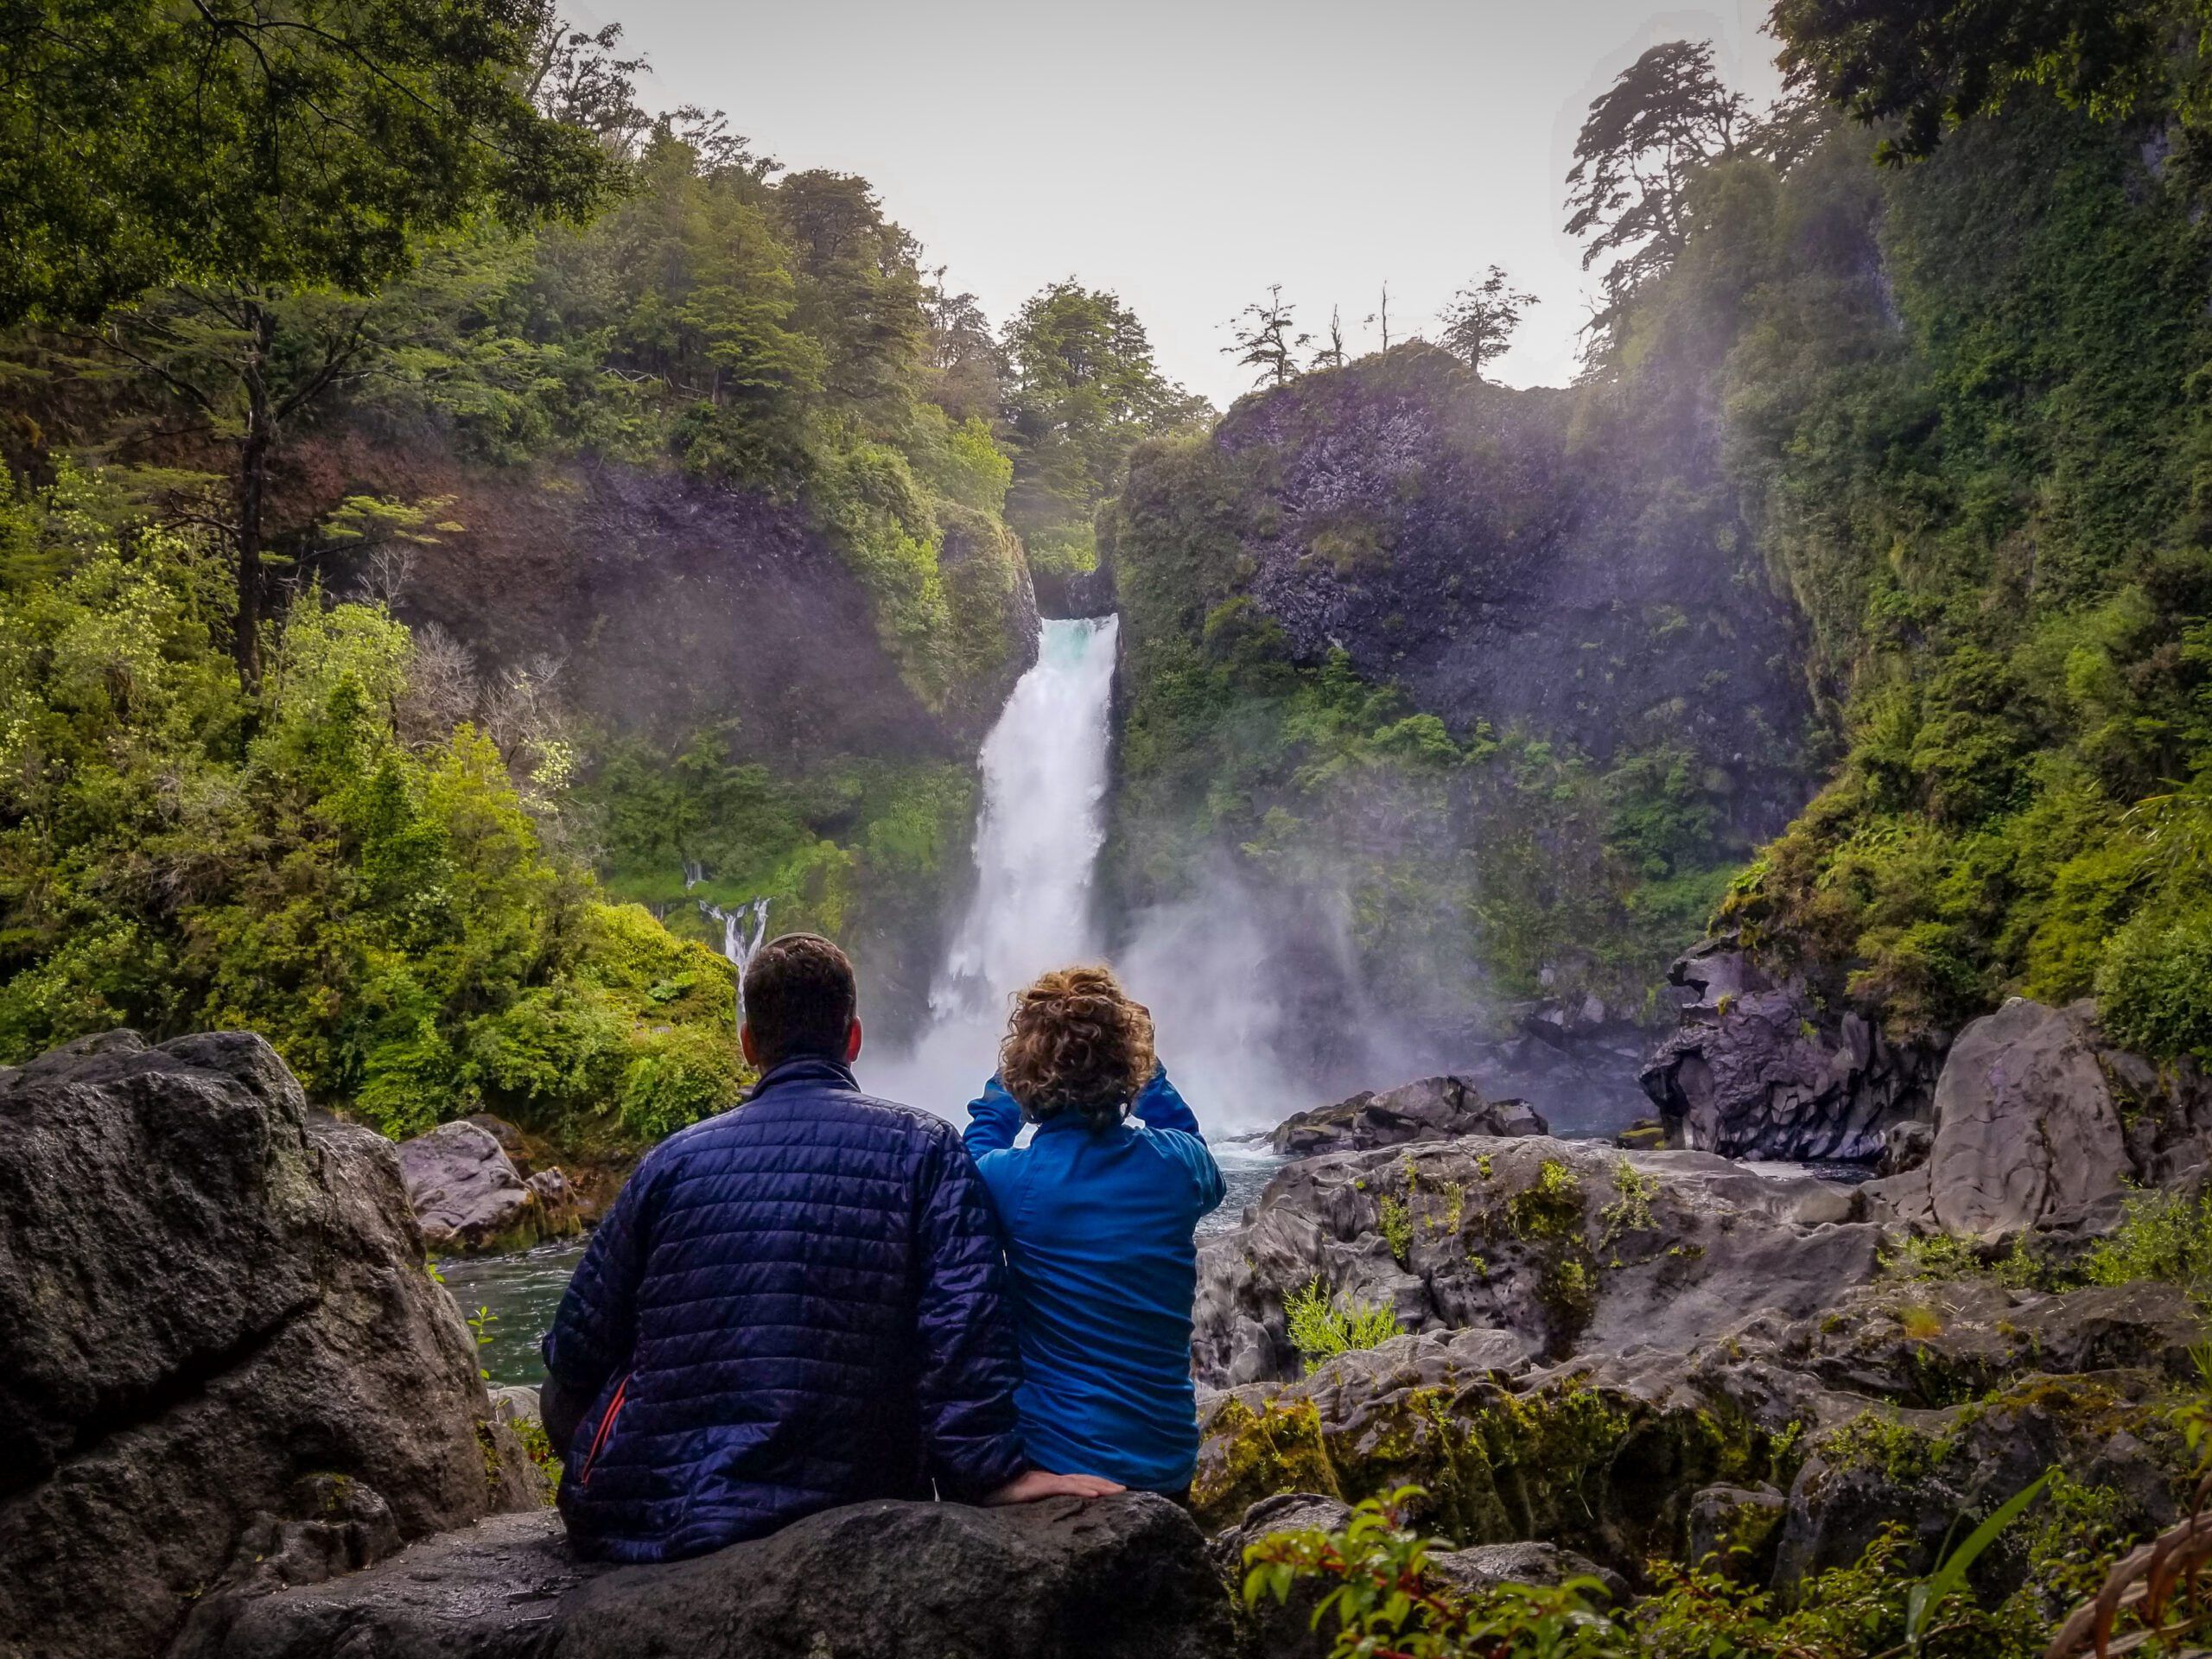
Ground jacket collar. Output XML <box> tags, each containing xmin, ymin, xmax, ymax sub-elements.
<box><xmin>748</xmin><ymin>1054</ymin><xmax>861</xmax><ymax>1100</ymax></box>
<box><xmin>1032</xmin><ymin>1109</ymin><xmax>1128</xmax><ymax>1137</ymax></box>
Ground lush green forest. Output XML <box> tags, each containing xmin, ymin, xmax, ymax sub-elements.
<box><xmin>0</xmin><ymin>1</ymin><xmax>1200</xmax><ymax>1148</ymax></box>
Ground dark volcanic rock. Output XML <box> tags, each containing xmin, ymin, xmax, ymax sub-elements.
<box><xmin>1638</xmin><ymin>941</ymin><xmax>1942</xmax><ymax>1160</ymax></box>
<box><xmin>1772</xmin><ymin>1370</ymin><xmax>2184</xmax><ymax>1594</ymax></box>
<box><xmin>1427</xmin><ymin>1541</ymin><xmax>1626</xmax><ymax>1604</ymax></box>
<box><xmin>1269</xmin><ymin>1075</ymin><xmax>1548</xmax><ymax>1156</ymax></box>
<box><xmin>0</xmin><ymin>1031</ymin><xmax>542</xmax><ymax>1659</ymax></box>
<box><xmin>1686</xmin><ymin>1485</ymin><xmax>1788</xmax><ymax>1581</ymax></box>
<box><xmin>1182</xmin><ymin>346</ymin><xmax>1809</xmax><ymax>824</ymax></box>
<box><xmin>211</xmin><ymin>1497</ymin><xmax>1233</xmax><ymax>1659</ymax></box>
<box><xmin>399</xmin><ymin>1120</ymin><xmax>582</xmax><ymax>1255</ymax></box>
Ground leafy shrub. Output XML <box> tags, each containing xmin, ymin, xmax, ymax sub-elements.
<box><xmin>2096</xmin><ymin>900</ymin><xmax>2212</xmax><ymax>1066</ymax></box>
<box><xmin>0</xmin><ymin>480</ymin><xmax>742</xmax><ymax>1151</ymax></box>
<box><xmin>1284</xmin><ymin>1279</ymin><xmax>1403</xmax><ymax>1374</ymax></box>
<box><xmin>2084</xmin><ymin>1190</ymin><xmax>2212</xmax><ymax>1292</ymax></box>
<box><xmin>1243</xmin><ymin>1486</ymin><xmax>2056</xmax><ymax>1659</ymax></box>
<box><xmin>615</xmin><ymin>1022</ymin><xmax>743</xmax><ymax>1142</ymax></box>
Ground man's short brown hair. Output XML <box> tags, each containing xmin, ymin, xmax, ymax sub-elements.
<box><xmin>741</xmin><ymin>933</ymin><xmax>857</xmax><ymax>1069</ymax></box>
<box><xmin>998</xmin><ymin>965</ymin><xmax>1155</xmax><ymax>1131</ymax></box>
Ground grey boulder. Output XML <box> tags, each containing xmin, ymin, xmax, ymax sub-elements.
<box><xmin>210</xmin><ymin>1496</ymin><xmax>1235</xmax><ymax>1659</ymax></box>
<box><xmin>1193</xmin><ymin>1135</ymin><xmax>1878</xmax><ymax>1386</ymax></box>
<box><xmin>1923</xmin><ymin>1000</ymin><xmax>2132</xmax><ymax>1238</ymax></box>
<box><xmin>1271</xmin><ymin>1075</ymin><xmax>1548</xmax><ymax>1157</ymax></box>
<box><xmin>0</xmin><ymin>1031</ymin><xmax>542</xmax><ymax>1659</ymax></box>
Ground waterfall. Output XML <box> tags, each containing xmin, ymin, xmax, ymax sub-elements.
<box><xmin>865</xmin><ymin>610</ymin><xmax>1300</xmax><ymax>1135</ymax></box>
<box><xmin>865</xmin><ymin>616</ymin><xmax>1119</xmax><ymax>1114</ymax></box>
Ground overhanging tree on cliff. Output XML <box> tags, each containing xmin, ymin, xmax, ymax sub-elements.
<box><xmin>0</xmin><ymin>0</ymin><xmax>617</xmax><ymax>328</ymax></box>
<box><xmin>0</xmin><ymin>2</ymin><xmax>639</xmax><ymax>688</ymax></box>
<box><xmin>1771</xmin><ymin>0</ymin><xmax>2201</xmax><ymax>162</ymax></box>
<box><xmin>1000</xmin><ymin>281</ymin><xmax>1204</xmax><ymax>573</ymax></box>
<box><xmin>1564</xmin><ymin>39</ymin><xmax>1749</xmax><ymax>335</ymax></box>
<box><xmin>1438</xmin><ymin>267</ymin><xmax>1538</xmax><ymax>379</ymax></box>
<box><xmin>1227</xmin><ymin>286</ymin><xmax>1308</xmax><ymax>390</ymax></box>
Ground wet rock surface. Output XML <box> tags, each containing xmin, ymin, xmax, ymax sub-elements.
<box><xmin>0</xmin><ymin>1031</ymin><xmax>542</xmax><ymax>1659</ymax></box>
<box><xmin>399</xmin><ymin>1120</ymin><xmax>583</xmax><ymax>1255</ymax></box>
<box><xmin>1922</xmin><ymin>1000</ymin><xmax>2132</xmax><ymax>1238</ymax></box>
<box><xmin>1194</xmin><ymin>1134</ymin><xmax>1878</xmax><ymax>1388</ymax></box>
<box><xmin>1637</xmin><ymin>942</ymin><xmax>1942</xmax><ymax>1160</ymax></box>
<box><xmin>1197</xmin><ymin>1069</ymin><xmax>2206</xmax><ymax>1603</ymax></box>
<box><xmin>208</xmin><ymin>1496</ymin><xmax>1232</xmax><ymax>1659</ymax></box>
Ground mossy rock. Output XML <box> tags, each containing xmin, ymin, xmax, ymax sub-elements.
<box><xmin>1193</xmin><ymin>1338</ymin><xmax>1773</xmax><ymax>1577</ymax></box>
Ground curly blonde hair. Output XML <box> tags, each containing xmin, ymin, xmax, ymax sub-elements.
<box><xmin>998</xmin><ymin>965</ymin><xmax>1156</xmax><ymax>1131</ymax></box>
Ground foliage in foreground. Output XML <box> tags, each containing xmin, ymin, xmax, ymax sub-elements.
<box><xmin>1243</xmin><ymin>1484</ymin><xmax>2108</xmax><ymax>1659</ymax></box>
<box><xmin>0</xmin><ymin>470</ymin><xmax>741</xmax><ymax>1146</ymax></box>
<box><xmin>1880</xmin><ymin>1187</ymin><xmax>2212</xmax><ymax>1300</ymax></box>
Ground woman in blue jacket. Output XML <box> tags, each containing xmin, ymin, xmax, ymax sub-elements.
<box><xmin>963</xmin><ymin>965</ymin><xmax>1226</xmax><ymax>1497</ymax></box>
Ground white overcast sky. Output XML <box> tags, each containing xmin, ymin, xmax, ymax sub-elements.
<box><xmin>572</xmin><ymin>0</ymin><xmax>1786</xmax><ymax>407</ymax></box>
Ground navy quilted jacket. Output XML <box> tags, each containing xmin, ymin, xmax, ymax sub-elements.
<box><xmin>542</xmin><ymin>1056</ymin><xmax>1030</xmax><ymax>1562</ymax></box>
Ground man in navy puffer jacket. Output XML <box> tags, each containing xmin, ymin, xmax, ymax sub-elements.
<box><xmin>542</xmin><ymin>933</ymin><xmax>1118</xmax><ymax>1562</ymax></box>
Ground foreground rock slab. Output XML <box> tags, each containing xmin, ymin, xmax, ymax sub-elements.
<box><xmin>212</xmin><ymin>1497</ymin><xmax>1234</xmax><ymax>1659</ymax></box>
<box><xmin>0</xmin><ymin>1031</ymin><xmax>541</xmax><ymax>1659</ymax></box>
<box><xmin>1194</xmin><ymin>1134</ymin><xmax>1878</xmax><ymax>1386</ymax></box>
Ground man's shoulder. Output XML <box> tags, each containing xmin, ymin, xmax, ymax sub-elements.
<box><xmin>658</xmin><ymin>1084</ymin><xmax>957</xmax><ymax>1159</ymax></box>
<box><xmin>827</xmin><ymin>1088</ymin><xmax>963</xmax><ymax>1145</ymax></box>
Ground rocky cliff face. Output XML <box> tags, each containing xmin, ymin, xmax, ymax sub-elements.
<box><xmin>1638</xmin><ymin>940</ymin><xmax>1946</xmax><ymax>1160</ymax></box>
<box><xmin>317</xmin><ymin>442</ymin><xmax>1039</xmax><ymax>761</ymax></box>
<box><xmin>0</xmin><ymin>1032</ymin><xmax>543</xmax><ymax>1659</ymax></box>
<box><xmin>1643</xmin><ymin>959</ymin><xmax>2212</xmax><ymax>1170</ymax></box>
<box><xmin>1198</xmin><ymin>348</ymin><xmax>1807</xmax><ymax>812</ymax></box>
<box><xmin>1102</xmin><ymin>346</ymin><xmax>1820</xmax><ymax>1090</ymax></box>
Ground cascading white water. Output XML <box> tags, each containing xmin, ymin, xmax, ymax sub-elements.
<box><xmin>863</xmin><ymin>616</ymin><xmax>1120</xmax><ymax>1115</ymax></box>
<box><xmin>866</xmin><ymin>612</ymin><xmax>1306</xmax><ymax>1141</ymax></box>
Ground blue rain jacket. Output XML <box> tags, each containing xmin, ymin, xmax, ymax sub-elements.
<box><xmin>963</xmin><ymin>1067</ymin><xmax>1225</xmax><ymax>1492</ymax></box>
<box><xmin>543</xmin><ymin>1055</ymin><xmax>1029</xmax><ymax>1562</ymax></box>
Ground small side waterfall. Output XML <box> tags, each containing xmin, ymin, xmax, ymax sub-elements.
<box><xmin>866</xmin><ymin>616</ymin><xmax>1120</xmax><ymax>1112</ymax></box>
<box><xmin>701</xmin><ymin>896</ymin><xmax>770</xmax><ymax>1027</ymax></box>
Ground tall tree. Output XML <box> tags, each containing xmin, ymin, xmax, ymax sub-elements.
<box><xmin>773</xmin><ymin>170</ymin><xmax>927</xmax><ymax>422</ymax></box>
<box><xmin>1437</xmin><ymin>267</ymin><xmax>1539</xmax><ymax>378</ymax></box>
<box><xmin>1564</xmin><ymin>40</ymin><xmax>1749</xmax><ymax>325</ymax></box>
<box><xmin>0</xmin><ymin>0</ymin><xmax>615</xmax><ymax>327</ymax></box>
<box><xmin>1366</xmin><ymin>282</ymin><xmax>1395</xmax><ymax>351</ymax></box>
<box><xmin>922</xmin><ymin>270</ymin><xmax>1002</xmax><ymax>424</ymax></box>
<box><xmin>1000</xmin><ymin>280</ymin><xmax>1204</xmax><ymax>571</ymax></box>
<box><xmin>1227</xmin><ymin>285</ymin><xmax>1306</xmax><ymax>389</ymax></box>
<box><xmin>51</xmin><ymin>260</ymin><xmax>502</xmax><ymax>686</ymax></box>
